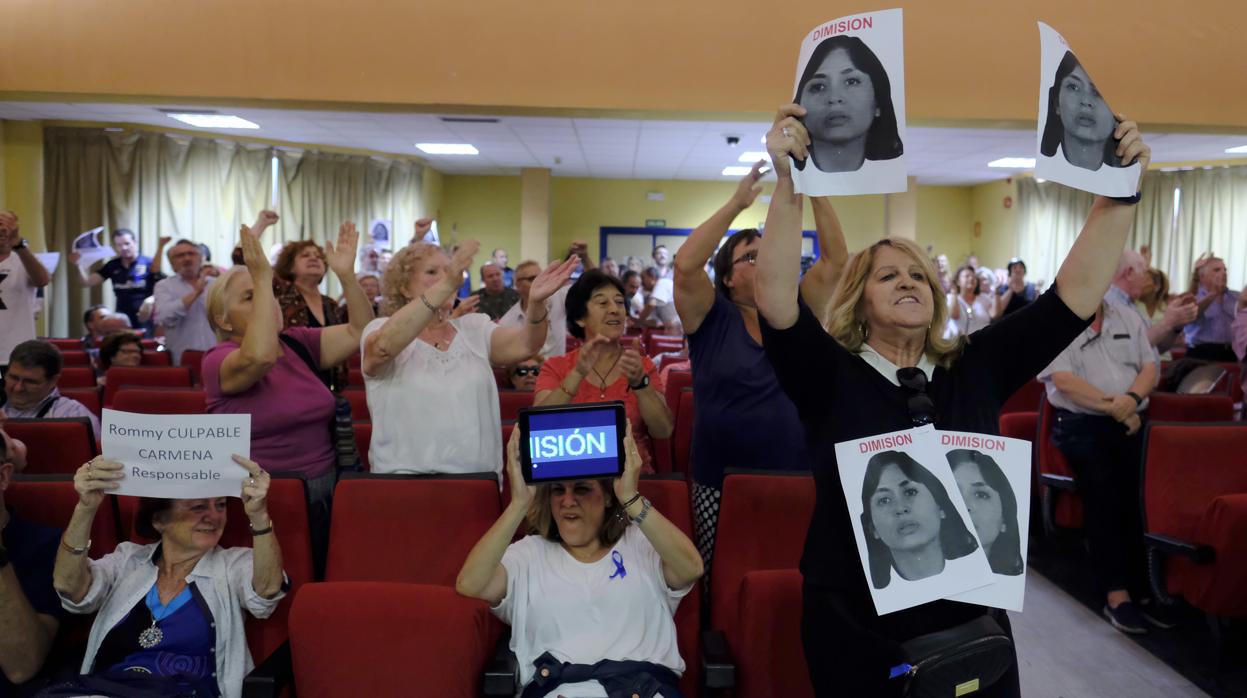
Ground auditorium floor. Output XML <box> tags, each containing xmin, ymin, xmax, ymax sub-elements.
<box><xmin>1012</xmin><ymin>572</ymin><xmax>1210</xmax><ymax>697</ymax></box>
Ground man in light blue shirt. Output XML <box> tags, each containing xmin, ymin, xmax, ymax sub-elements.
<box><xmin>152</xmin><ymin>240</ymin><xmax>218</xmax><ymax>365</ymax></box>
<box><xmin>1185</xmin><ymin>255</ymin><xmax>1237</xmax><ymax>361</ymax></box>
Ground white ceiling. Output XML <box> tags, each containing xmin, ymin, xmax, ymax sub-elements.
<box><xmin>2</xmin><ymin>101</ymin><xmax>1245</xmax><ymax>186</ymax></box>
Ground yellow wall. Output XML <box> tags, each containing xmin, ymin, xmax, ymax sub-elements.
<box><xmin>1</xmin><ymin>121</ymin><xmax>45</xmax><ymax>251</ymax></box>
<box><xmin>438</xmin><ymin>175</ymin><xmax>523</xmax><ymax>281</ymax></box>
<box><xmin>915</xmin><ymin>186</ymin><xmax>974</xmax><ymax>265</ymax></box>
<box><xmin>970</xmin><ymin>178</ymin><xmax>1021</xmax><ymax>269</ymax></box>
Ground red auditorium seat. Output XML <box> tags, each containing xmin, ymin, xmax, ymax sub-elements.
<box><xmin>664</xmin><ymin>369</ymin><xmax>691</xmax><ymax>415</ymax></box>
<box><xmin>1142</xmin><ymin>422</ymin><xmax>1247</xmax><ymax>620</ymax></box>
<box><xmin>735</xmin><ymin>569</ymin><xmax>812</xmax><ymax>698</ymax></box>
<box><xmin>3</xmin><ymin>419</ymin><xmax>99</xmax><ymax>474</ymax></box>
<box><xmin>1037</xmin><ymin>394</ymin><xmax>1083</xmax><ymax>532</ymax></box>
<box><xmin>638</xmin><ymin>476</ymin><xmax>702</xmax><ymax>696</ymax></box>
<box><xmin>343</xmin><ymin>389</ymin><xmax>369</xmax><ymax>421</ymax></box>
<box><xmin>353</xmin><ymin>422</ymin><xmax>372</xmax><ymax>471</ymax></box>
<box><xmin>998</xmin><ymin>411</ymin><xmax>1040</xmax><ymax>513</ymax></box>
<box><xmin>139</xmin><ymin>339</ymin><xmax>159</xmax><ymax>350</ymax></box>
<box><xmin>112</xmin><ymin>388</ymin><xmax>206</xmax><ymax>415</ymax></box>
<box><xmin>179</xmin><ymin>349</ymin><xmax>205</xmax><ymax>385</ymax></box>
<box><xmin>1148</xmin><ymin>392</ymin><xmax>1234</xmax><ymax>423</ymax></box>
<box><xmin>348</xmin><ymin>367</ymin><xmax>365</xmax><ymax>387</ymax></box>
<box><xmin>61</xmin><ymin>387</ymin><xmax>102</xmax><ymax>418</ymax></box>
<box><xmin>60</xmin><ymin>350</ymin><xmax>91</xmax><ymax>367</ymax></box>
<box><xmin>492</xmin><ymin>366</ymin><xmax>510</xmax><ymax>390</ymax></box>
<box><xmin>45</xmin><ymin>338</ymin><xmax>82</xmax><ymax>351</ymax></box>
<box><xmin>326</xmin><ymin>474</ymin><xmax>501</xmax><ymax>585</ymax></box>
<box><xmin>497</xmin><ymin>389</ymin><xmax>533</xmax><ymax>421</ymax></box>
<box><xmin>118</xmin><ymin>476</ymin><xmax>314</xmax><ymax>662</ymax></box>
<box><xmin>673</xmin><ymin>389</ymin><xmax>695</xmax><ymax>474</ymax></box>
<box><xmin>103</xmin><ymin>366</ymin><xmax>193</xmax><ymax>406</ymax></box>
<box><xmin>710</xmin><ymin>471</ymin><xmax>815</xmax><ymax>693</ymax></box>
<box><xmin>288</xmin><ymin>583</ymin><xmax>496</xmax><ymax>698</ymax></box>
<box><xmin>1001</xmin><ymin>379</ymin><xmax>1044</xmax><ymax>415</ymax></box>
<box><xmin>346</xmin><ymin>353</ymin><xmax>362</xmax><ymax>369</ymax></box>
<box><xmin>58</xmin><ymin>366</ymin><xmax>97</xmax><ymax>389</ymax></box>
<box><xmin>141</xmin><ymin>350</ymin><xmax>172</xmax><ymax>367</ymax></box>
<box><xmin>7</xmin><ymin>475</ymin><xmax>119</xmax><ymax>557</ymax></box>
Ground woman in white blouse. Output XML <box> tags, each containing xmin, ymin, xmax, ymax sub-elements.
<box><xmin>456</xmin><ymin>428</ymin><xmax>703</xmax><ymax>697</ymax></box>
<box><xmin>362</xmin><ymin>240</ymin><xmax>576</xmax><ymax>475</ymax></box>
<box><xmin>946</xmin><ymin>265</ymin><xmax>992</xmax><ymax>338</ymax></box>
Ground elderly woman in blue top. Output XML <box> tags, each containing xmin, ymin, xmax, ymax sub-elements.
<box><xmin>51</xmin><ymin>455</ymin><xmax>284</xmax><ymax>698</ymax></box>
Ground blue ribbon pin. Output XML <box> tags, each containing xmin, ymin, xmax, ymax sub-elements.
<box><xmin>609</xmin><ymin>551</ymin><xmax>627</xmax><ymax>579</ymax></box>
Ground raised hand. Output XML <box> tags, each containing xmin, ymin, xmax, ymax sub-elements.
<box><xmin>158</xmin><ymin>236</ymin><xmax>173</xmax><ymax>248</ymax></box>
<box><xmin>252</xmin><ymin>210</ymin><xmax>279</xmax><ymax>234</ymax></box>
<box><xmin>1163</xmin><ymin>295</ymin><xmax>1198</xmax><ymax>328</ymax></box>
<box><xmin>529</xmin><ymin>256</ymin><xmax>580</xmax><ymax>305</ymax></box>
<box><xmin>451</xmin><ymin>294</ymin><xmax>481</xmax><ymax>318</ymax></box>
<box><xmin>238</xmin><ymin>221</ymin><xmax>272</xmax><ymax>277</ymax></box>
<box><xmin>325</xmin><ymin>221</ymin><xmax>360</xmax><ymax>278</ymax></box>
<box><xmin>1113</xmin><ymin>115</ymin><xmax>1151</xmax><ymax>189</ymax></box>
<box><xmin>505</xmin><ymin>427</ymin><xmax>536</xmax><ymax>510</ymax></box>
<box><xmin>0</xmin><ymin>210</ymin><xmax>20</xmax><ymax>241</ymax></box>
<box><xmin>235</xmin><ymin>454</ymin><xmax>272</xmax><ymax>526</ymax></box>
<box><xmin>766</xmin><ymin>104</ymin><xmax>812</xmax><ymax>178</ymax></box>
<box><xmin>413</xmin><ymin>218</ymin><xmax>434</xmax><ymax>242</ymax></box>
<box><xmin>74</xmin><ymin>456</ymin><xmax>124</xmax><ymax>510</ymax></box>
<box><xmin>447</xmin><ymin>240</ymin><xmax>480</xmax><ymax>286</ymax></box>
<box><xmin>574</xmin><ymin>335</ymin><xmax>616</xmax><ymax>377</ymax></box>
<box><xmin>730</xmin><ymin>160</ymin><xmax>768</xmax><ymax>209</ymax></box>
<box><xmin>618</xmin><ymin>349</ymin><xmax>645</xmax><ymax>385</ymax></box>
<box><xmin>612</xmin><ymin>423</ymin><xmax>642</xmax><ymax>504</ymax></box>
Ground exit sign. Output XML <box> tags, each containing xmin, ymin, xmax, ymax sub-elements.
<box><xmin>645</xmin><ymin>219</ymin><xmax>667</xmax><ymax>227</ymax></box>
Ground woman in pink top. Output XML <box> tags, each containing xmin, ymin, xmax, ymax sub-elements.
<box><xmin>200</xmin><ymin>212</ymin><xmax>374</xmax><ymax>558</ymax></box>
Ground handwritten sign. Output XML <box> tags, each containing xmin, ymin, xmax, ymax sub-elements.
<box><xmin>102</xmin><ymin>409</ymin><xmax>251</xmax><ymax>499</ymax></box>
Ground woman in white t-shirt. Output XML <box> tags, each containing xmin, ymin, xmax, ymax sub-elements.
<box><xmin>361</xmin><ymin>241</ymin><xmax>577</xmax><ymax>475</ymax></box>
<box><xmin>456</xmin><ymin>428</ymin><xmax>704</xmax><ymax>698</ymax></box>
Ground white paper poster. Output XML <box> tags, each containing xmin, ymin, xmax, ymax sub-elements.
<box><xmin>102</xmin><ymin>409</ymin><xmax>251</xmax><ymax>499</ymax></box>
<box><xmin>790</xmin><ymin>9</ymin><xmax>907</xmax><ymax>197</ymax></box>
<box><xmin>72</xmin><ymin>227</ymin><xmax>116</xmax><ymax>275</ymax></box>
<box><xmin>834</xmin><ymin>426</ymin><xmax>994</xmax><ymax>615</ymax></box>
<box><xmin>1034</xmin><ymin>22</ymin><xmax>1141</xmax><ymax>197</ymax></box>
<box><xmin>368</xmin><ymin>218</ymin><xmax>392</xmax><ymax>247</ymax></box>
<box><xmin>938</xmin><ymin>432</ymin><xmax>1032</xmax><ymax>612</ymax></box>
<box><xmin>34</xmin><ymin>252</ymin><xmax>60</xmax><ymax>276</ymax></box>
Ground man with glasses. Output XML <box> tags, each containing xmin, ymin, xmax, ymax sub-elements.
<box><xmin>152</xmin><ymin>239</ymin><xmax>219</xmax><ymax>365</ymax></box>
<box><xmin>498</xmin><ymin>260</ymin><xmax>571</xmax><ymax>358</ymax></box>
<box><xmin>0</xmin><ymin>424</ymin><xmax>63</xmax><ymax>692</ymax></box>
<box><xmin>1</xmin><ymin>340</ymin><xmax>100</xmax><ymax>439</ymax></box>
<box><xmin>507</xmin><ymin>356</ymin><xmax>544</xmax><ymax>391</ymax></box>
<box><xmin>1039</xmin><ymin>249</ymin><xmax>1164</xmax><ymax>636</ymax></box>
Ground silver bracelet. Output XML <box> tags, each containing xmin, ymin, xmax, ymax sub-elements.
<box><xmin>629</xmin><ymin>496</ymin><xmax>652</xmax><ymax>526</ymax></box>
<box><xmin>418</xmin><ymin>294</ymin><xmax>438</xmax><ymax>312</ymax></box>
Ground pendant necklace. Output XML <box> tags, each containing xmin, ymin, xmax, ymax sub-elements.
<box><xmin>591</xmin><ymin>351</ymin><xmax>623</xmax><ymax>399</ymax></box>
<box><xmin>138</xmin><ymin>583</ymin><xmax>184</xmax><ymax>649</ymax></box>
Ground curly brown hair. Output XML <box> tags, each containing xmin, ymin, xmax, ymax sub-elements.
<box><xmin>273</xmin><ymin>240</ymin><xmax>326</xmax><ymax>282</ymax></box>
<box><xmin>381</xmin><ymin>243</ymin><xmax>447</xmax><ymax>316</ymax></box>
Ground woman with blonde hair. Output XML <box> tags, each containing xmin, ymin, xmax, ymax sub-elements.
<box><xmin>755</xmin><ymin>102</ymin><xmax>1151</xmax><ymax>695</ymax></box>
<box><xmin>362</xmin><ymin>241</ymin><xmax>577</xmax><ymax>476</ymax></box>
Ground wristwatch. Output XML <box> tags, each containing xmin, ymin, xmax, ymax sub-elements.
<box><xmin>628</xmin><ymin>374</ymin><xmax>651</xmax><ymax>391</ymax></box>
<box><xmin>0</xmin><ymin>545</ymin><xmax>9</xmax><ymax>570</ymax></box>
<box><xmin>12</xmin><ymin>238</ymin><xmax>27</xmax><ymax>251</ymax></box>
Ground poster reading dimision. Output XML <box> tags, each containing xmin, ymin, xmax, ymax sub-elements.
<box><xmin>834</xmin><ymin>426</ymin><xmax>994</xmax><ymax>615</ymax></box>
<box><xmin>789</xmin><ymin>9</ymin><xmax>907</xmax><ymax>197</ymax></box>
<box><xmin>938</xmin><ymin>431</ymin><xmax>1033</xmax><ymax>612</ymax></box>
<box><xmin>1034</xmin><ymin>22</ymin><xmax>1141</xmax><ymax>197</ymax></box>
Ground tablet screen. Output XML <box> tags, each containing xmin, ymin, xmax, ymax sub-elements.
<box><xmin>521</xmin><ymin>402</ymin><xmax>625</xmax><ymax>482</ymax></box>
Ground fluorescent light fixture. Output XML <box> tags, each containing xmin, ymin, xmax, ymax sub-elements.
<box><xmin>167</xmin><ymin>113</ymin><xmax>259</xmax><ymax>129</ymax></box>
<box><xmin>416</xmin><ymin>143</ymin><xmax>479</xmax><ymax>155</ymax></box>
<box><xmin>987</xmin><ymin>157</ymin><xmax>1036</xmax><ymax>168</ymax></box>
<box><xmin>1224</xmin><ymin>145</ymin><xmax>1247</xmax><ymax>154</ymax></box>
<box><xmin>737</xmin><ymin>151</ymin><xmax>771</xmax><ymax>163</ymax></box>
<box><xmin>721</xmin><ymin>166</ymin><xmax>753</xmax><ymax>176</ymax></box>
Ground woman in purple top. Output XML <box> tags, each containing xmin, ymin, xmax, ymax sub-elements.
<box><xmin>673</xmin><ymin>161</ymin><xmax>848</xmax><ymax>570</ymax></box>
<box><xmin>200</xmin><ymin>211</ymin><xmax>374</xmax><ymax>557</ymax></box>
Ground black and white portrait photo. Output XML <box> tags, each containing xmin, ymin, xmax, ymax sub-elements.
<box><xmin>789</xmin><ymin>9</ymin><xmax>908</xmax><ymax>197</ymax></box>
<box><xmin>368</xmin><ymin>218</ymin><xmax>392</xmax><ymax>245</ymax></box>
<box><xmin>1034</xmin><ymin>22</ymin><xmax>1141</xmax><ymax>198</ymax></box>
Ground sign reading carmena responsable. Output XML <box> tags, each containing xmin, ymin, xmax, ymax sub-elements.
<box><xmin>102</xmin><ymin>409</ymin><xmax>251</xmax><ymax>499</ymax></box>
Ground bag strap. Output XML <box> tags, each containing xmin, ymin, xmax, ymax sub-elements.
<box><xmin>278</xmin><ymin>332</ymin><xmax>319</xmax><ymax>375</ymax></box>
<box><xmin>35</xmin><ymin>395</ymin><xmax>59</xmax><ymax>419</ymax></box>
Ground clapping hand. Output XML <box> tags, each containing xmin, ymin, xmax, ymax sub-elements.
<box><xmin>325</xmin><ymin>221</ymin><xmax>360</xmax><ymax>278</ymax></box>
<box><xmin>618</xmin><ymin>349</ymin><xmax>646</xmax><ymax>386</ymax></box>
<box><xmin>451</xmin><ymin>294</ymin><xmax>481</xmax><ymax>318</ymax></box>
<box><xmin>574</xmin><ymin>336</ymin><xmax>616</xmax><ymax>377</ymax></box>
<box><xmin>1163</xmin><ymin>294</ymin><xmax>1198</xmax><ymax>329</ymax></box>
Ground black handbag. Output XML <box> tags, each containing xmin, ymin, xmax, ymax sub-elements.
<box><xmin>895</xmin><ymin>614</ymin><xmax>1014</xmax><ymax>697</ymax></box>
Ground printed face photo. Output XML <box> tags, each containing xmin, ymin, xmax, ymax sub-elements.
<box><xmin>869</xmin><ymin>462</ymin><xmax>944</xmax><ymax>567</ymax></box>
<box><xmin>946</xmin><ymin>447</ymin><xmax>1025</xmax><ymax>578</ymax></box>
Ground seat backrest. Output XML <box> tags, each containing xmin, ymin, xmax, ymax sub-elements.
<box><xmin>7</xmin><ymin>475</ymin><xmax>119</xmax><ymax>557</ymax></box>
<box><xmin>342</xmin><ymin>389</ymin><xmax>369</xmax><ymax>422</ymax></box>
<box><xmin>326</xmin><ymin>476</ymin><xmax>501</xmax><ymax>585</ymax></box>
<box><xmin>348</xmin><ymin>367</ymin><xmax>365</xmax><ymax>387</ymax></box>
<box><xmin>353</xmin><ymin>422</ymin><xmax>372</xmax><ymax>472</ymax></box>
<box><xmin>140</xmin><ymin>351</ymin><xmax>172</xmax><ymax>367</ymax></box>
<box><xmin>1143</xmin><ymin>422</ymin><xmax>1247</xmax><ymax>542</ymax></box>
<box><xmin>1000</xmin><ymin>379</ymin><xmax>1044</xmax><ymax>415</ymax></box>
<box><xmin>112</xmin><ymin>388</ymin><xmax>206</xmax><ymax>415</ymax></box>
<box><xmin>61</xmin><ymin>387</ymin><xmax>102</xmax><ymax>418</ymax></box>
<box><xmin>664</xmin><ymin>369</ymin><xmax>691</xmax><ymax>415</ymax></box>
<box><xmin>60</xmin><ymin>350</ymin><xmax>91</xmax><ymax>367</ymax></box>
<box><xmin>673</xmin><ymin>389</ymin><xmax>695</xmax><ymax>474</ymax></box>
<box><xmin>736</xmin><ymin>568</ymin><xmax>813</xmax><ymax>698</ymax></box>
<box><xmin>45</xmin><ymin>338</ymin><xmax>82</xmax><ymax>351</ymax></box>
<box><xmin>3</xmin><ymin>419</ymin><xmax>99</xmax><ymax>475</ymax></box>
<box><xmin>1147</xmin><ymin>393</ymin><xmax>1234</xmax><ymax>423</ymax></box>
<box><xmin>58</xmin><ymin>366</ymin><xmax>97</xmax><ymax>389</ymax></box>
<box><xmin>179</xmin><ymin>349</ymin><xmax>205</xmax><ymax>385</ymax></box>
<box><xmin>638</xmin><ymin>476</ymin><xmax>701</xmax><ymax>696</ymax></box>
<box><xmin>289</xmin><ymin>582</ymin><xmax>497</xmax><ymax>698</ymax></box>
<box><xmin>497</xmin><ymin>389</ymin><xmax>533</xmax><ymax>422</ymax></box>
<box><xmin>711</xmin><ymin>472</ymin><xmax>815</xmax><ymax>646</ymax></box>
<box><xmin>103</xmin><ymin>366</ymin><xmax>193</xmax><ymax>406</ymax></box>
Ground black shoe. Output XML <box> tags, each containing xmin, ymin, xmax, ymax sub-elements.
<box><xmin>1103</xmin><ymin>602</ymin><xmax>1149</xmax><ymax>635</ymax></box>
<box><xmin>1139</xmin><ymin>599</ymin><xmax>1181</xmax><ymax>629</ymax></box>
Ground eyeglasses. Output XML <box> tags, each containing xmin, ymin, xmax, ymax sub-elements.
<box><xmin>513</xmin><ymin>366</ymin><xmax>541</xmax><ymax>377</ymax></box>
<box><xmin>896</xmin><ymin>367</ymin><xmax>938</xmax><ymax>427</ymax></box>
<box><xmin>732</xmin><ymin>251</ymin><xmax>758</xmax><ymax>266</ymax></box>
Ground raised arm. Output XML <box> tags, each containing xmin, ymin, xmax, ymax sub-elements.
<box><xmin>235</xmin><ymin>456</ymin><xmax>284</xmax><ymax>599</ymax></box>
<box><xmin>489</xmin><ymin>257</ymin><xmax>579</xmax><ymax>365</ymax></box>
<box><xmin>1053</xmin><ymin>118</ymin><xmax>1151</xmax><ymax>319</ymax></box>
<box><xmin>755</xmin><ymin>105</ymin><xmax>811</xmax><ymax>330</ymax></box>
<box><xmin>456</xmin><ymin>430</ymin><xmax>534</xmax><ymax>604</ymax></box>
<box><xmin>148</xmin><ymin>236</ymin><xmax>172</xmax><ymax>277</ymax></box>
<box><xmin>614</xmin><ymin>430</ymin><xmax>703</xmax><ymax>589</ymax></box>
<box><xmin>53</xmin><ymin>458</ymin><xmax>123</xmax><ymax>604</ymax></box>
<box><xmin>67</xmin><ymin>251</ymin><xmax>106</xmax><ymax>287</ymax></box>
<box><xmin>364</xmin><ymin>241</ymin><xmax>479</xmax><ymax>376</ymax></box>
<box><xmin>802</xmin><ymin>196</ymin><xmax>851</xmax><ymax>323</ymax></box>
<box><xmin>216</xmin><ymin>211</ymin><xmax>282</xmax><ymax>395</ymax></box>
<box><xmin>674</xmin><ymin>162</ymin><xmax>765</xmax><ymax>334</ymax></box>
<box><xmin>0</xmin><ymin>212</ymin><xmax>50</xmax><ymax>288</ymax></box>
<box><xmin>319</xmin><ymin>221</ymin><xmax>374</xmax><ymax>367</ymax></box>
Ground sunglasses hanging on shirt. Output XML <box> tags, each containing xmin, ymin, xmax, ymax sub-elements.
<box><xmin>896</xmin><ymin>367</ymin><xmax>938</xmax><ymax>426</ymax></box>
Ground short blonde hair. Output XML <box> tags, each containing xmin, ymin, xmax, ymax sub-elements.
<box><xmin>524</xmin><ymin>481</ymin><xmax>628</xmax><ymax>547</ymax></box>
<box><xmin>381</xmin><ymin>243</ymin><xmax>445</xmax><ymax>316</ymax></box>
<box><xmin>825</xmin><ymin>237</ymin><xmax>964</xmax><ymax>368</ymax></box>
<box><xmin>205</xmin><ymin>266</ymin><xmax>251</xmax><ymax>341</ymax></box>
